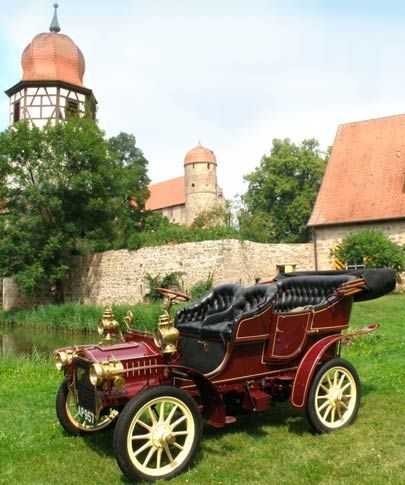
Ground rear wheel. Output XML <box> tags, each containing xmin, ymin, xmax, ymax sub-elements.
<box><xmin>55</xmin><ymin>378</ymin><xmax>115</xmax><ymax>435</ymax></box>
<box><xmin>113</xmin><ymin>386</ymin><xmax>202</xmax><ymax>482</ymax></box>
<box><xmin>306</xmin><ymin>358</ymin><xmax>361</xmax><ymax>433</ymax></box>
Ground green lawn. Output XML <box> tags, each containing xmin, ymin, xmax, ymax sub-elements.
<box><xmin>0</xmin><ymin>294</ymin><xmax>404</xmax><ymax>484</ymax></box>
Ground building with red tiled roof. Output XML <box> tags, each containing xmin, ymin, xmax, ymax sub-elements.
<box><xmin>145</xmin><ymin>144</ymin><xmax>224</xmax><ymax>226</ymax></box>
<box><xmin>309</xmin><ymin>114</ymin><xmax>405</xmax><ymax>270</ymax></box>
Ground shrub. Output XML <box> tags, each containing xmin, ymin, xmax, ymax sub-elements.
<box><xmin>144</xmin><ymin>271</ymin><xmax>185</xmax><ymax>302</ymax></box>
<box><xmin>189</xmin><ymin>272</ymin><xmax>214</xmax><ymax>300</ymax></box>
<box><xmin>333</xmin><ymin>229</ymin><xmax>405</xmax><ymax>277</ymax></box>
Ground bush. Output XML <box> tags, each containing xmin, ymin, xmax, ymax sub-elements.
<box><xmin>189</xmin><ymin>273</ymin><xmax>214</xmax><ymax>300</ymax></box>
<box><xmin>144</xmin><ymin>271</ymin><xmax>185</xmax><ymax>302</ymax></box>
<box><xmin>333</xmin><ymin>229</ymin><xmax>405</xmax><ymax>277</ymax></box>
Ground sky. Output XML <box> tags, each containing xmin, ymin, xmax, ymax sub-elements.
<box><xmin>1</xmin><ymin>0</ymin><xmax>405</xmax><ymax>199</ymax></box>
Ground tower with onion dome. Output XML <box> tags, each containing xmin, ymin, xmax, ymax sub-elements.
<box><xmin>5</xmin><ymin>3</ymin><xmax>96</xmax><ymax>127</ymax></box>
<box><xmin>184</xmin><ymin>143</ymin><xmax>224</xmax><ymax>226</ymax></box>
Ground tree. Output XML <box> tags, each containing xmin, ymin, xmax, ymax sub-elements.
<box><xmin>0</xmin><ymin>118</ymin><xmax>149</xmax><ymax>301</ymax></box>
<box><xmin>241</xmin><ymin>138</ymin><xmax>326</xmax><ymax>243</ymax></box>
<box><xmin>333</xmin><ymin>230</ymin><xmax>405</xmax><ymax>277</ymax></box>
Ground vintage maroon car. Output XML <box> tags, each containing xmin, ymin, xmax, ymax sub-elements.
<box><xmin>53</xmin><ymin>268</ymin><xmax>395</xmax><ymax>482</ymax></box>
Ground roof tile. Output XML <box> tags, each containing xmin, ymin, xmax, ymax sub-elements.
<box><xmin>309</xmin><ymin>114</ymin><xmax>405</xmax><ymax>226</ymax></box>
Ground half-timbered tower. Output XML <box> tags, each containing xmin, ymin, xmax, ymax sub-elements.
<box><xmin>5</xmin><ymin>3</ymin><xmax>96</xmax><ymax>127</ymax></box>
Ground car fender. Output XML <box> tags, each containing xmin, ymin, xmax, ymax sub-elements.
<box><xmin>291</xmin><ymin>324</ymin><xmax>379</xmax><ymax>409</ymax></box>
<box><xmin>171</xmin><ymin>366</ymin><xmax>226</xmax><ymax>428</ymax></box>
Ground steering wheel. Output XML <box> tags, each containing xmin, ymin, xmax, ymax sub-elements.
<box><xmin>155</xmin><ymin>287</ymin><xmax>190</xmax><ymax>302</ymax></box>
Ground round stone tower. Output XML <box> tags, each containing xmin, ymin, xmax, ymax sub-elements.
<box><xmin>184</xmin><ymin>143</ymin><xmax>224</xmax><ymax>226</ymax></box>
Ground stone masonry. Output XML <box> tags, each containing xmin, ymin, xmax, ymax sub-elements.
<box><xmin>314</xmin><ymin>220</ymin><xmax>405</xmax><ymax>272</ymax></box>
<box><xmin>3</xmin><ymin>239</ymin><xmax>314</xmax><ymax>309</ymax></box>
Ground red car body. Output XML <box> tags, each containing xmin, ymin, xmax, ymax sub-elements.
<box><xmin>54</xmin><ymin>268</ymin><xmax>395</xmax><ymax>482</ymax></box>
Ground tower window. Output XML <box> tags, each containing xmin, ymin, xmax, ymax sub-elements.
<box><xmin>13</xmin><ymin>101</ymin><xmax>20</xmax><ymax>123</ymax></box>
<box><xmin>207</xmin><ymin>163</ymin><xmax>210</xmax><ymax>169</ymax></box>
<box><xmin>191</xmin><ymin>183</ymin><xmax>195</xmax><ymax>188</ymax></box>
<box><xmin>65</xmin><ymin>99</ymin><xmax>79</xmax><ymax>118</ymax></box>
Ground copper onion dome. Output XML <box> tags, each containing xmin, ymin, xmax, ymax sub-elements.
<box><xmin>184</xmin><ymin>143</ymin><xmax>217</xmax><ymax>165</ymax></box>
<box><xmin>21</xmin><ymin>3</ymin><xmax>85</xmax><ymax>88</ymax></box>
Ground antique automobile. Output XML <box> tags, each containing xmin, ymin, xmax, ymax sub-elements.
<box><xmin>53</xmin><ymin>268</ymin><xmax>395</xmax><ymax>482</ymax></box>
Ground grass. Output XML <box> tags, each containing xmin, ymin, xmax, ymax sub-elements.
<box><xmin>0</xmin><ymin>302</ymin><xmax>163</xmax><ymax>332</ymax></box>
<box><xmin>0</xmin><ymin>294</ymin><xmax>404</xmax><ymax>484</ymax></box>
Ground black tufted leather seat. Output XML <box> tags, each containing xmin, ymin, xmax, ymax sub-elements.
<box><xmin>176</xmin><ymin>284</ymin><xmax>242</xmax><ymax>338</ymax></box>
<box><xmin>200</xmin><ymin>284</ymin><xmax>278</xmax><ymax>341</ymax></box>
<box><xmin>274</xmin><ymin>275</ymin><xmax>356</xmax><ymax>313</ymax></box>
<box><xmin>176</xmin><ymin>284</ymin><xmax>278</xmax><ymax>341</ymax></box>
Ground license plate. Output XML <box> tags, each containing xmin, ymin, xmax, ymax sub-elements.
<box><xmin>78</xmin><ymin>405</ymin><xmax>95</xmax><ymax>425</ymax></box>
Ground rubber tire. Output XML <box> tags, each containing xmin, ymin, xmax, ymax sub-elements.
<box><xmin>55</xmin><ymin>378</ymin><xmax>113</xmax><ymax>435</ymax></box>
<box><xmin>306</xmin><ymin>358</ymin><xmax>361</xmax><ymax>434</ymax></box>
<box><xmin>113</xmin><ymin>386</ymin><xmax>202</xmax><ymax>482</ymax></box>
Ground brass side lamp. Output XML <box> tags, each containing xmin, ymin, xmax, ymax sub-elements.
<box><xmin>153</xmin><ymin>309</ymin><xmax>180</xmax><ymax>354</ymax></box>
<box><xmin>98</xmin><ymin>307</ymin><xmax>123</xmax><ymax>342</ymax></box>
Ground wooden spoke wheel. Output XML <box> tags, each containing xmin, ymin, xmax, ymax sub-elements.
<box><xmin>113</xmin><ymin>386</ymin><xmax>202</xmax><ymax>482</ymax></box>
<box><xmin>56</xmin><ymin>379</ymin><xmax>114</xmax><ymax>435</ymax></box>
<box><xmin>306</xmin><ymin>358</ymin><xmax>361</xmax><ymax>433</ymax></box>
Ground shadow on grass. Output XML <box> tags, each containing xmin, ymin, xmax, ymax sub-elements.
<box><xmin>361</xmin><ymin>382</ymin><xmax>376</xmax><ymax>396</ymax></box>
<box><xmin>76</xmin><ymin>401</ymin><xmax>310</xmax><ymax>482</ymax></box>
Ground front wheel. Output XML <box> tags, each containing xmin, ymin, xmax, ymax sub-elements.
<box><xmin>306</xmin><ymin>358</ymin><xmax>361</xmax><ymax>433</ymax></box>
<box><xmin>113</xmin><ymin>386</ymin><xmax>202</xmax><ymax>482</ymax></box>
<box><xmin>55</xmin><ymin>378</ymin><xmax>115</xmax><ymax>435</ymax></box>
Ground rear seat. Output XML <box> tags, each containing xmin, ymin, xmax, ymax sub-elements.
<box><xmin>274</xmin><ymin>275</ymin><xmax>356</xmax><ymax>313</ymax></box>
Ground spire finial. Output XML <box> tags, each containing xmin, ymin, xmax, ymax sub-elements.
<box><xmin>50</xmin><ymin>3</ymin><xmax>61</xmax><ymax>33</ymax></box>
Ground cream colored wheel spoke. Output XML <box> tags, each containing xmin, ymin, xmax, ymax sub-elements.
<box><xmin>173</xmin><ymin>442</ymin><xmax>184</xmax><ymax>451</ymax></box>
<box><xmin>143</xmin><ymin>446</ymin><xmax>156</xmax><ymax>467</ymax></box>
<box><xmin>159</xmin><ymin>402</ymin><xmax>166</xmax><ymax>423</ymax></box>
<box><xmin>327</xmin><ymin>374</ymin><xmax>332</xmax><ymax>387</ymax></box>
<box><xmin>318</xmin><ymin>400</ymin><xmax>330</xmax><ymax>412</ymax></box>
<box><xmin>171</xmin><ymin>415</ymin><xmax>187</xmax><ymax>429</ymax></box>
<box><xmin>341</xmin><ymin>382</ymin><xmax>352</xmax><ymax>393</ymax></box>
<box><xmin>172</xmin><ymin>430</ymin><xmax>188</xmax><ymax>436</ymax></box>
<box><xmin>148</xmin><ymin>407</ymin><xmax>157</xmax><ymax>425</ymax></box>
<box><xmin>134</xmin><ymin>441</ymin><xmax>153</xmax><ymax>457</ymax></box>
<box><xmin>323</xmin><ymin>404</ymin><xmax>332</xmax><ymax>420</ymax></box>
<box><xmin>164</xmin><ymin>444</ymin><xmax>174</xmax><ymax>463</ymax></box>
<box><xmin>132</xmin><ymin>433</ymin><xmax>150</xmax><ymax>441</ymax></box>
<box><xmin>165</xmin><ymin>405</ymin><xmax>178</xmax><ymax>425</ymax></box>
<box><xmin>320</xmin><ymin>384</ymin><xmax>329</xmax><ymax>393</ymax></box>
<box><xmin>156</xmin><ymin>448</ymin><xmax>162</xmax><ymax>470</ymax></box>
<box><xmin>137</xmin><ymin>419</ymin><xmax>151</xmax><ymax>431</ymax></box>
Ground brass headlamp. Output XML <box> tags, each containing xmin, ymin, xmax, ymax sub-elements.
<box><xmin>89</xmin><ymin>359</ymin><xmax>125</xmax><ymax>387</ymax></box>
<box><xmin>54</xmin><ymin>349</ymin><xmax>76</xmax><ymax>371</ymax></box>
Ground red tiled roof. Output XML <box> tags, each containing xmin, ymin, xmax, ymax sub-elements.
<box><xmin>308</xmin><ymin>114</ymin><xmax>405</xmax><ymax>226</ymax></box>
<box><xmin>145</xmin><ymin>176</ymin><xmax>185</xmax><ymax>210</ymax></box>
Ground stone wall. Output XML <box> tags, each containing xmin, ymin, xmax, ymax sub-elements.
<box><xmin>2</xmin><ymin>239</ymin><xmax>314</xmax><ymax>310</ymax></box>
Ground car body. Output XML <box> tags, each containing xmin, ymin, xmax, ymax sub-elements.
<box><xmin>53</xmin><ymin>268</ymin><xmax>396</xmax><ymax>482</ymax></box>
